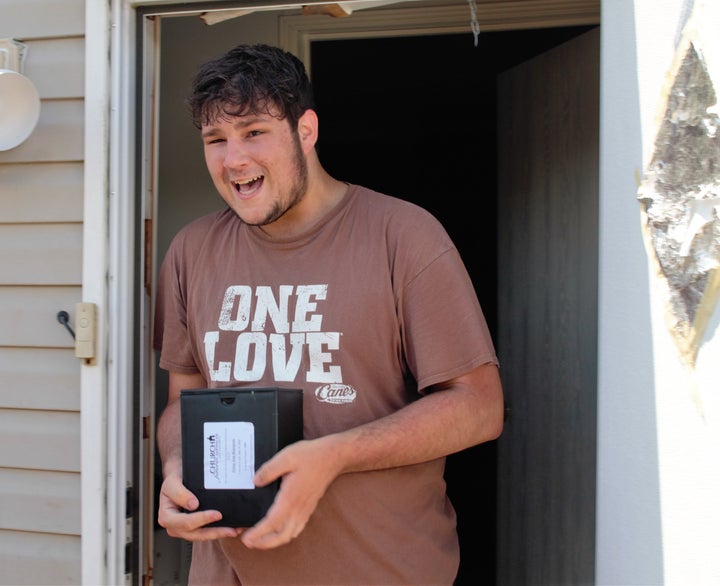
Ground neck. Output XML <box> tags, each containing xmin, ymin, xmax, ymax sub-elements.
<box><xmin>260</xmin><ymin>162</ymin><xmax>347</xmax><ymax>239</ymax></box>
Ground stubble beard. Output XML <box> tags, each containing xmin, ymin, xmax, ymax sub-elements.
<box><xmin>250</xmin><ymin>133</ymin><xmax>309</xmax><ymax>228</ymax></box>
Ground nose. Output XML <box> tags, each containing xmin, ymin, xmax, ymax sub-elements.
<box><xmin>223</xmin><ymin>138</ymin><xmax>249</xmax><ymax>169</ymax></box>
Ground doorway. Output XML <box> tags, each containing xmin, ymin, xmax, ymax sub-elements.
<box><xmin>309</xmin><ymin>27</ymin><xmax>595</xmax><ymax>585</ymax></box>
<box><xmin>147</xmin><ymin>5</ymin><xmax>599</xmax><ymax>584</ymax></box>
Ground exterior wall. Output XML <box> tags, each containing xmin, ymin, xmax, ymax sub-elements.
<box><xmin>640</xmin><ymin>4</ymin><xmax>720</xmax><ymax>580</ymax></box>
<box><xmin>0</xmin><ymin>1</ymin><xmax>85</xmax><ymax>584</ymax></box>
<box><xmin>597</xmin><ymin>0</ymin><xmax>720</xmax><ymax>584</ymax></box>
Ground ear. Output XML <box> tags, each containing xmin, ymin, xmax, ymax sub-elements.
<box><xmin>297</xmin><ymin>109</ymin><xmax>319</xmax><ymax>153</ymax></box>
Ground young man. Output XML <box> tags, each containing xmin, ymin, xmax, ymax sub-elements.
<box><xmin>154</xmin><ymin>43</ymin><xmax>504</xmax><ymax>585</ymax></box>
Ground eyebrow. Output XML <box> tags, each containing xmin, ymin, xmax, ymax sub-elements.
<box><xmin>233</xmin><ymin>115</ymin><xmax>269</xmax><ymax>129</ymax></box>
<box><xmin>201</xmin><ymin>115</ymin><xmax>271</xmax><ymax>139</ymax></box>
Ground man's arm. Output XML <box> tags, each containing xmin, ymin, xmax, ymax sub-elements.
<box><xmin>156</xmin><ymin>371</ymin><xmax>241</xmax><ymax>540</ymax></box>
<box><xmin>241</xmin><ymin>361</ymin><xmax>503</xmax><ymax>549</ymax></box>
<box><xmin>328</xmin><ymin>361</ymin><xmax>503</xmax><ymax>472</ymax></box>
<box><xmin>156</xmin><ymin>371</ymin><xmax>204</xmax><ymax>481</ymax></box>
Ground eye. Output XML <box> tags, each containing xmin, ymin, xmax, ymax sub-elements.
<box><xmin>247</xmin><ymin>129</ymin><xmax>263</xmax><ymax>138</ymax></box>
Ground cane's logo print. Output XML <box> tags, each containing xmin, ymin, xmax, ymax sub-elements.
<box><xmin>314</xmin><ymin>383</ymin><xmax>357</xmax><ymax>404</ymax></box>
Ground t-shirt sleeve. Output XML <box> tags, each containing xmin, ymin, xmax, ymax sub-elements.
<box><xmin>396</xmin><ymin>223</ymin><xmax>498</xmax><ymax>393</ymax></box>
<box><xmin>153</xmin><ymin>231</ymin><xmax>201</xmax><ymax>374</ymax></box>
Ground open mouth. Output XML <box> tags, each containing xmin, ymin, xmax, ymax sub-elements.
<box><xmin>233</xmin><ymin>175</ymin><xmax>263</xmax><ymax>195</ymax></box>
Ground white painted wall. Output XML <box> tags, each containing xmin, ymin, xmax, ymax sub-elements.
<box><xmin>597</xmin><ymin>0</ymin><xmax>720</xmax><ymax>584</ymax></box>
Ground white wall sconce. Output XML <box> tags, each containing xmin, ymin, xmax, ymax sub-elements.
<box><xmin>0</xmin><ymin>38</ymin><xmax>41</xmax><ymax>151</ymax></box>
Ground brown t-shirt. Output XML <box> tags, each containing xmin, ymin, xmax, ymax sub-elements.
<box><xmin>154</xmin><ymin>184</ymin><xmax>498</xmax><ymax>585</ymax></box>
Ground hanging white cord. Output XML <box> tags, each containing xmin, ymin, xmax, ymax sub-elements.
<box><xmin>468</xmin><ymin>0</ymin><xmax>480</xmax><ymax>46</ymax></box>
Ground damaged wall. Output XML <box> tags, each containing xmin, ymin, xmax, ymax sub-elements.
<box><xmin>638</xmin><ymin>18</ymin><xmax>720</xmax><ymax>369</ymax></box>
<box><xmin>597</xmin><ymin>1</ymin><xmax>720</xmax><ymax>584</ymax></box>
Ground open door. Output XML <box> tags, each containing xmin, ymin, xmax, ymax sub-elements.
<box><xmin>496</xmin><ymin>27</ymin><xmax>600</xmax><ymax>585</ymax></box>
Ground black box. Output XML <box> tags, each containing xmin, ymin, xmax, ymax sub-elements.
<box><xmin>180</xmin><ymin>387</ymin><xmax>303</xmax><ymax>527</ymax></box>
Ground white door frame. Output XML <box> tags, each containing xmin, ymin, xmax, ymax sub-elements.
<box><xmin>86</xmin><ymin>1</ymin><xmax>599</xmax><ymax>583</ymax></box>
<box><xmin>82</xmin><ymin>1</ymin><xmax>112</xmax><ymax>584</ymax></box>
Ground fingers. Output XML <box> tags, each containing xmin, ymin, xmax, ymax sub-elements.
<box><xmin>161</xmin><ymin>507</ymin><xmax>238</xmax><ymax>541</ymax></box>
<box><xmin>159</xmin><ymin>475</ymin><xmax>195</xmax><ymax>512</ymax></box>
<box><xmin>240</xmin><ymin>474</ymin><xmax>314</xmax><ymax>549</ymax></box>
<box><xmin>252</xmin><ymin>449</ymin><xmax>289</xmax><ymax>489</ymax></box>
<box><xmin>242</xmin><ymin>439</ymin><xmax>337</xmax><ymax>549</ymax></box>
<box><xmin>240</xmin><ymin>511</ymin><xmax>304</xmax><ymax>550</ymax></box>
<box><xmin>157</xmin><ymin>475</ymin><xmax>240</xmax><ymax>542</ymax></box>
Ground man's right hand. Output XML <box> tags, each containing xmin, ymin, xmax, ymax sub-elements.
<box><xmin>157</xmin><ymin>471</ymin><xmax>241</xmax><ymax>541</ymax></box>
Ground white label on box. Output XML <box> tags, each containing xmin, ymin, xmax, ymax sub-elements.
<box><xmin>203</xmin><ymin>421</ymin><xmax>255</xmax><ymax>489</ymax></box>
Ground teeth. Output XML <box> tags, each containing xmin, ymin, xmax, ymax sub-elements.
<box><xmin>234</xmin><ymin>176</ymin><xmax>262</xmax><ymax>186</ymax></box>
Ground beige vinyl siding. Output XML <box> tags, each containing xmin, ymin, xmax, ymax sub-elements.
<box><xmin>0</xmin><ymin>225</ymin><xmax>82</xmax><ymax>284</ymax></box>
<box><xmin>0</xmin><ymin>163</ymin><xmax>84</xmax><ymax>222</ymax></box>
<box><xmin>0</xmin><ymin>347</ymin><xmax>79</xmax><ymax>410</ymax></box>
<box><xmin>0</xmin><ymin>531</ymin><xmax>80</xmax><ymax>586</ymax></box>
<box><xmin>0</xmin><ymin>1</ymin><xmax>85</xmax><ymax>584</ymax></box>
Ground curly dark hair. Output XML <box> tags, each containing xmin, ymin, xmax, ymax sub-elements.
<box><xmin>187</xmin><ymin>43</ymin><xmax>316</xmax><ymax>130</ymax></box>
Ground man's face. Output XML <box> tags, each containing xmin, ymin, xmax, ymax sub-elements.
<box><xmin>201</xmin><ymin>107</ymin><xmax>312</xmax><ymax>232</ymax></box>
